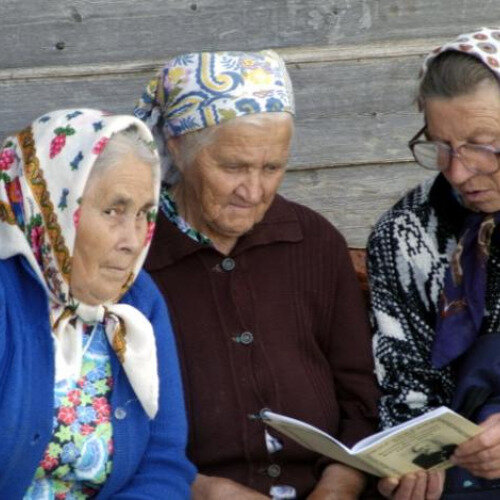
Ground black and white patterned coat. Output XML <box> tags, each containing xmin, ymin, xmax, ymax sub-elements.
<box><xmin>367</xmin><ymin>174</ymin><xmax>500</xmax><ymax>429</ymax></box>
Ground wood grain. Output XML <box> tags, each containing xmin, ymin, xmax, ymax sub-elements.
<box><xmin>0</xmin><ymin>55</ymin><xmax>425</xmax><ymax>168</ymax></box>
<box><xmin>280</xmin><ymin>162</ymin><xmax>434</xmax><ymax>247</ymax></box>
<box><xmin>1</xmin><ymin>0</ymin><xmax>498</xmax><ymax>70</ymax></box>
<box><xmin>1</xmin><ymin>1</ymin><xmax>495</xmax><ymax>247</ymax></box>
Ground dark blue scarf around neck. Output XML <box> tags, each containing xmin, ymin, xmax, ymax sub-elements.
<box><xmin>432</xmin><ymin>212</ymin><xmax>500</xmax><ymax>369</ymax></box>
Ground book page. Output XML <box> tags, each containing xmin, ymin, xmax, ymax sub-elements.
<box><xmin>262</xmin><ymin>411</ymin><xmax>381</xmax><ymax>476</ymax></box>
<box><xmin>357</xmin><ymin>411</ymin><xmax>481</xmax><ymax>477</ymax></box>
<box><xmin>262</xmin><ymin>408</ymin><xmax>480</xmax><ymax>477</ymax></box>
<box><xmin>353</xmin><ymin>407</ymin><xmax>452</xmax><ymax>450</ymax></box>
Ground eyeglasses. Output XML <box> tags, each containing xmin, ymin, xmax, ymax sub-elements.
<box><xmin>408</xmin><ymin>126</ymin><xmax>500</xmax><ymax>175</ymax></box>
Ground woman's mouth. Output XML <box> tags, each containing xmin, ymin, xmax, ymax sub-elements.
<box><xmin>463</xmin><ymin>189</ymin><xmax>491</xmax><ymax>202</ymax></box>
<box><xmin>102</xmin><ymin>266</ymin><xmax>130</xmax><ymax>278</ymax></box>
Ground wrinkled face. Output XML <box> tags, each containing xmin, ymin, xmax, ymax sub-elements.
<box><xmin>70</xmin><ymin>156</ymin><xmax>155</xmax><ymax>305</ymax></box>
<box><xmin>172</xmin><ymin>113</ymin><xmax>293</xmax><ymax>247</ymax></box>
<box><xmin>425</xmin><ymin>80</ymin><xmax>500</xmax><ymax>212</ymax></box>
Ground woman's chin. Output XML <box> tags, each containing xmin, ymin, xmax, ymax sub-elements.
<box><xmin>71</xmin><ymin>286</ymin><xmax>120</xmax><ymax>306</ymax></box>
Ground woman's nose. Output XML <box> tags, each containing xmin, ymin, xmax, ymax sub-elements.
<box><xmin>239</xmin><ymin>172</ymin><xmax>264</xmax><ymax>203</ymax></box>
<box><xmin>445</xmin><ymin>154</ymin><xmax>475</xmax><ymax>186</ymax></box>
<box><xmin>118</xmin><ymin>218</ymin><xmax>143</xmax><ymax>253</ymax></box>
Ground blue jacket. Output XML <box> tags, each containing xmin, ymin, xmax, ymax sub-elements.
<box><xmin>0</xmin><ymin>255</ymin><xmax>195</xmax><ymax>498</ymax></box>
<box><xmin>443</xmin><ymin>334</ymin><xmax>500</xmax><ymax>498</ymax></box>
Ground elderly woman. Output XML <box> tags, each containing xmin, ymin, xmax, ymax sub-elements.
<box><xmin>368</xmin><ymin>28</ymin><xmax>500</xmax><ymax>499</ymax></box>
<box><xmin>0</xmin><ymin>109</ymin><xmax>195</xmax><ymax>497</ymax></box>
<box><xmin>134</xmin><ymin>50</ymin><xmax>380</xmax><ymax>499</ymax></box>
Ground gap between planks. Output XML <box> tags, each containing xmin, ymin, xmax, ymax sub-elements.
<box><xmin>288</xmin><ymin>157</ymin><xmax>415</xmax><ymax>172</ymax></box>
<box><xmin>0</xmin><ymin>38</ymin><xmax>447</xmax><ymax>82</ymax></box>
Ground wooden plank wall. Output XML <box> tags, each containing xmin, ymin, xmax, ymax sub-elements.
<box><xmin>1</xmin><ymin>0</ymin><xmax>500</xmax><ymax>247</ymax></box>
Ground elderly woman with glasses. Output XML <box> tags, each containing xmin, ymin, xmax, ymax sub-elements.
<box><xmin>368</xmin><ymin>28</ymin><xmax>500</xmax><ymax>499</ymax></box>
<box><xmin>134</xmin><ymin>50</ymin><xmax>380</xmax><ymax>499</ymax></box>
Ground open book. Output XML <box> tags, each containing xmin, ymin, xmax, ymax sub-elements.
<box><xmin>261</xmin><ymin>407</ymin><xmax>481</xmax><ymax>477</ymax></box>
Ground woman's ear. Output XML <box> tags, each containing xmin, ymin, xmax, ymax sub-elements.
<box><xmin>166</xmin><ymin>137</ymin><xmax>182</xmax><ymax>171</ymax></box>
<box><xmin>417</xmin><ymin>96</ymin><xmax>425</xmax><ymax>113</ymax></box>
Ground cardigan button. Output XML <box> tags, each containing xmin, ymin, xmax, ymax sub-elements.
<box><xmin>239</xmin><ymin>331</ymin><xmax>254</xmax><ymax>345</ymax></box>
<box><xmin>266</xmin><ymin>464</ymin><xmax>282</xmax><ymax>478</ymax></box>
<box><xmin>221</xmin><ymin>257</ymin><xmax>235</xmax><ymax>271</ymax></box>
<box><xmin>114</xmin><ymin>407</ymin><xmax>127</xmax><ymax>420</ymax></box>
<box><xmin>233</xmin><ymin>331</ymin><xmax>254</xmax><ymax>345</ymax></box>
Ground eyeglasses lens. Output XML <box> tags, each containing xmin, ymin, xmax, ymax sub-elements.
<box><xmin>413</xmin><ymin>143</ymin><xmax>498</xmax><ymax>173</ymax></box>
<box><xmin>413</xmin><ymin>143</ymin><xmax>445</xmax><ymax>170</ymax></box>
<box><xmin>461</xmin><ymin>146</ymin><xmax>497</xmax><ymax>173</ymax></box>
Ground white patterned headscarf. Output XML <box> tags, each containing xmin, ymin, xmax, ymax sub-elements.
<box><xmin>421</xmin><ymin>27</ymin><xmax>500</xmax><ymax>81</ymax></box>
<box><xmin>0</xmin><ymin>109</ymin><xmax>161</xmax><ymax>418</ymax></box>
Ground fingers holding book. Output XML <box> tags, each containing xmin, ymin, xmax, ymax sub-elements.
<box><xmin>377</xmin><ymin>471</ymin><xmax>444</xmax><ymax>500</ymax></box>
<box><xmin>451</xmin><ymin>412</ymin><xmax>500</xmax><ymax>479</ymax></box>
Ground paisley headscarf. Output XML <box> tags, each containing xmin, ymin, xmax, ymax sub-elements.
<box><xmin>134</xmin><ymin>50</ymin><xmax>294</xmax><ymax>140</ymax></box>
<box><xmin>0</xmin><ymin>109</ymin><xmax>161</xmax><ymax>418</ymax></box>
<box><xmin>421</xmin><ymin>27</ymin><xmax>500</xmax><ymax>82</ymax></box>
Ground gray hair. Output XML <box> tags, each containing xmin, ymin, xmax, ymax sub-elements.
<box><xmin>162</xmin><ymin>126</ymin><xmax>217</xmax><ymax>185</ymax></box>
<box><xmin>419</xmin><ymin>51</ymin><xmax>499</xmax><ymax>107</ymax></box>
<box><xmin>89</xmin><ymin>124</ymin><xmax>159</xmax><ymax>183</ymax></box>
<box><xmin>164</xmin><ymin>112</ymin><xmax>293</xmax><ymax>185</ymax></box>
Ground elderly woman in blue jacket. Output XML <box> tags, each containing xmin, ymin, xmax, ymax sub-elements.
<box><xmin>0</xmin><ymin>108</ymin><xmax>195</xmax><ymax>498</ymax></box>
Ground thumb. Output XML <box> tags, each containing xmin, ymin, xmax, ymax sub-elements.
<box><xmin>378</xmin><ymin>477</ymin><xmax>400</xmax><ymax>498</ymax></box>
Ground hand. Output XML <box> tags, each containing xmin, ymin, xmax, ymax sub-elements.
<box><xmin>191</xmin><ymin>473</ymin><xmax>270</xmax><ymax>499</ymax></box>
<box><xmin>307</xmin><ymin>485</ymin><xmax>358</xmax><ymax>500</ymax></box>
<box><xmin>452</xmin><ymin>412</ymin><xmax>500</xmax><ymax>479</ymax></box>
<box><xmin>378</xmin><ymin>470</ymin><xmax>444</xmax><ymax>499</ymax></box>
<box><xmin>307</xmin><ymin>463</ymin><xmax>366</xmax><ymax>499</ymax></box>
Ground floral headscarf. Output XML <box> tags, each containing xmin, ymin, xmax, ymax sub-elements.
<box><xmin>0</xmin><ymin>109</ymin><xmax>161</xmax><ymax>418</ymax></box>
<box><xmin>133</xmin><ymin>49</ymin><xmax>295</xmax><ymax>141</ymax></box>
<box><xmin>421</xmin><ymin>27</ymin><xmax>500</xmax><ymax>82</ymax></box>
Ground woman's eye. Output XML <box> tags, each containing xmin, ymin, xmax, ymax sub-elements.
<box><xmin>104</xmin><ymin>208</ymin><xmax>118</xmax><ymax>216</ymax></box>
<box><xmin>467</xmin><ymin>134</ymin><xmax>499</xmax><ymax>147</ymax></box>
<box><xmin>224</xmin><ymin>164</ymin><xmax>242</xmax><ymax>172</ymax></box>
<box><xmin>265</xmin><ymin>164</ymin><xmax>281</xmax><ymax>172</ymax></box>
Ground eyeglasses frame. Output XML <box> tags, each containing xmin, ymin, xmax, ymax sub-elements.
<box><xmin>408</xmin><ymin>125</ymin><xmax>500</xmax><ymax>174</ymax></box>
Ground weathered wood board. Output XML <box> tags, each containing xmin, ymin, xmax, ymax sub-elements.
<box><xmin>0</xmin><ymin>1</ymin><xmax>497</xmax><ymax>247</ymax></box>
<box><xmin>280</xmin><ymin>162</ymin><xmax>433</xmax><ymax>247</ymax></box>
<box><xmin>0</xmin><ymin>54</ymin><xmax>425</xmax><ymax>168</ymax></box>
<box><xmin>1</xmin><ymin>0</ymin><xmax>499</xmax><ymax>70</ymax></box>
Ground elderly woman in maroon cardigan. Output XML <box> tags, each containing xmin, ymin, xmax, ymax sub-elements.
<box><xmin>134</xmin><ymin>50</ymin><xmax>380</xmax><ymax>499</ymax></box>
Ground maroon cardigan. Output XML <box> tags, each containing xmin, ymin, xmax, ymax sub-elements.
<box><xmin>145</xmin><ymin>194</ymin><xmax>380</xmax><ymax>497</ymax></box>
